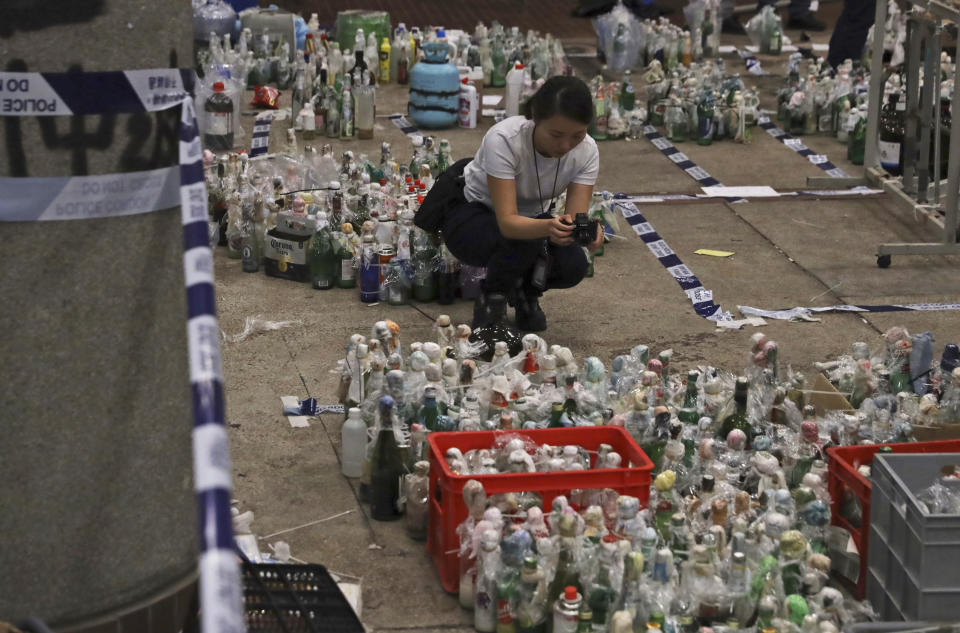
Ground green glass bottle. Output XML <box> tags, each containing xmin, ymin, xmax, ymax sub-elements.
<box><xmin>411</xmin><ymin>227</ymin><xmax>438</xmax><ymax>302</ymax></box>
<box><xmin>586</xmin><ymin>553</ymin><xmax>616</xmax><ymax>629</ymax></box>
<box><xmin>516</xmin><ymin>556</ymin><xmax>547</xmax><ymax>633</ymax></box>
<box><xmin>370</xmin><ymin>396</ymin><xmax>405</xmax><ymax>521</ymax></box>
<box><xmin>547</xmin><ymin>516</ymin><xmax>581</xmax><ymax>608</ymax></box>
<box><xmin>419</xmin><ymin>386</ymin><xmax>440</xmax><ymax>432</ymax></box>
<box><xmin>620</xmin><ymin>70</ymin><xmax>636</xmax><ymax>111</ymax></box>
<box><xmin>548</xmin><ymin>402</ymin><xmax>565</xmax><ymax>428</ymax></box>
<box><xmin>677</xmin><ymin>371</ymin><xmax>700</xmax><ymax>424</ymax></box>
<box><xmin>309</xmin><ymin>215</ymin><xmax>338</xmax><ymax>290</ymax></box>
<box><xmin>718</xmin><ymin>377</ymin><xmax>752</xmax><ymax>444</ymax></box>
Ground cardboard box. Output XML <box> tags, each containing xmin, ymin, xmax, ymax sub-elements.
<box><xmin>912</xmin><ymin>423</ymin><xmax>960</xmax><ymax>442</ymax></box>
<box><xmin>264</xmin><ymin>213</ymin><xmax>314</xmax><ymax>282</ymax></box>
<box><xmin>809</xmin><ymin>373</ymin><xmax>855</xmax><ymax>417</ymax></box>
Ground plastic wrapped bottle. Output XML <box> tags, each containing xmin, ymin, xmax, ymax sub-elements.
<box><xmin>476</xmin><ymin>529</ymin><xmax>502</xmax><ymax>632</ymax></box>
<box><xmin>341</xmin><ymin>407</ymin><xmax>367</xmax><ymax>477</ymax></box>
<box><xmin>204</xmin><ymin>81</ymin><xmax>234</xmax><ymax>150</ymax></box>
<box><xmin>404</xmin><ymin>461</ymin><xmax>430</xmax><ymax>540</ymax></box>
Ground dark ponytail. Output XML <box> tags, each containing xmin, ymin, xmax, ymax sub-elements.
<box><xmin>521</xmin><ymin>76</ymin><xmax>593</xmax><ymax>126</ymax></box>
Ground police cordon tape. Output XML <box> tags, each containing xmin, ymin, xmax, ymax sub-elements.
<box><xmin>0</xmin><ymin>69</ymin><xmax>245</xmax><ymax>633</ymax></box>
<box><xmin>250</xmin><ymin>112</ymin><xmax>274</xmax><ymax>158</ymax></box>
<box><xmin>388</xmin><ymin>112</ymin><xmax>421</xmax><ymax>136</ymax></box>
<box><xmin>757</xmin><ymin>115</ymin><xmax>850</xmax><ymax>178</ymax></box>
<box><xmin>613</xmin><ymin>195</ymin><xmax>960</xmax><ymax>322</ymax></box>
<box><xmin>641</xmin><ymin>125</ymin><xmax>747</xmax><ymax>203</ymax></box>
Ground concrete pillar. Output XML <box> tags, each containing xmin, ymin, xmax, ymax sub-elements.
<box><xmin>0</xmin><ymin>3</ymin><xmax>199</xmax><ymax>631</ymax></box>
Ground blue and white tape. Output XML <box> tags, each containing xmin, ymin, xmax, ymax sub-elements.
<box><xmin>388</xmin><ymin>113</ymin><xmax>420</xmax><ymax>136</ymax></box>
<box><xmin>249</xmin><ymin>112</ymin><xmax>273</xmax><ymax>157</ymax></box>
<box><xmin>758</xmin><ymin>115</ymin><xmax>849</xmax><ymax>178</ymax></box>
<box><xmin>614</xmin><ymin>198</ymin><xmax>734</xmax><ymax>323</ymax></box>
<box><xmin>739</xmin><ymin>302</ymin><xmax>960</xmax><ymax>321</ymax></box>
<box><xmin>0</xmin><ymin>69</ymin><xmax>244</xmax><ymax>633</ymax></box>
<box><xmin>642</xmin><ymin>125</ymin><xmax>745</xmax><ymax>203</ymax></box>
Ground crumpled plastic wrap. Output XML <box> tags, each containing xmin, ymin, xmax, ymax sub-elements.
<box><xmin>593</xmin><ymin>0</ymin><xmax>646</xmax><ymax>72</ymax></box>
<box><xmin>222</xmin><ymin>315</ymin><xmax>301</xmax><ymax>343</ymax></box>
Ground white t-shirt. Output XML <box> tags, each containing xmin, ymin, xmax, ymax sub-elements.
<box><xmin>463</xmin><ymin>116</ymin><xmax>600</xmax><ymax>218</ymax></box>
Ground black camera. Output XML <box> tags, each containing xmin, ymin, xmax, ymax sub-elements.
<box><xmin>562</xmin><ymin>213</ymin><xmax>599</xmax><ymax>246</ymax></box>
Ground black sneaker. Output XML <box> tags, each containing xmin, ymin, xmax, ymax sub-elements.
<box><xmin>787</xmin><ymin>12</ymin><xmax>826</xmax><ymax>31</ymax></box>
<box><xmin>472</xmin><ymin>292</ymin><xmax>507</xmax><ymax>329</ymax></box>
<box><xmin>721</xmin><ymin>16</ymin><xmax>747</xmax><ymax>35</ymax></box>
<box><xmin>515</xmin><ymin>292</ymin><xmax>547</xmax><ymax>332</ymax></box>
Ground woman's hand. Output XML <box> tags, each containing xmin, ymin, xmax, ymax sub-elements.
<box><xmin>547</xmin><ymin>215</ymin><xmax>574</xmax><ymax>246</ymax></box>
<box><xmin>588</xmin><ymin>221</ymin><xmax>604</xmax><ymax>253</ymax></box>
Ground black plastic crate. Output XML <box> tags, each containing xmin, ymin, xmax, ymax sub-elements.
<box><xmin>243</xmin><ymin>562</ymin><xmax>364</xmax><ymax>633</ymax></box>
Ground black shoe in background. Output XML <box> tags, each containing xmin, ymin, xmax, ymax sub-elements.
<box><xmin>787</xmin><ymin>12</ymin><xmax>826</xmax><ymax>31</ymax></box>
<box><xmin>721</xmin><ymin>16</ymin><xmax>747</xmax><ymax>35</ymax></box>
<box><xmin>515</xmin><ymin>291</ymin><xmax>547</xmax><ymax>332</ymax></box>
<box><xmin>473</xmin><ymin>292</ymin><xmax>508</xmax><ymax>329</ymax></box>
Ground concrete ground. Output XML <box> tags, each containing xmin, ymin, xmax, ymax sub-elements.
<box><xmin>218</xmin><ymin>14</ymin><xmax>960</xmax><ymax>632</ymax></box>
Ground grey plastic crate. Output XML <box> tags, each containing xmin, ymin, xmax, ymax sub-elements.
<box><xmin>846</xmin><ymin>624</ymin><xmax>960</xmax><ymax>633</ymax></box>
<box><xmin>866</xmin><ymin>453</ymin><xmax>960</xmax><ymax>621</ymax></box>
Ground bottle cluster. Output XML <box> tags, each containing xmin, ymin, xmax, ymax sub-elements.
<box><xmin>205</xmin><ymin>135</ymin><xmax>613</xmax><ymax>300</ymax></box>
<box><xmin>335</xmin><ymin>317</ymin><xmax>959</xmax><ymax>631</ymax></box>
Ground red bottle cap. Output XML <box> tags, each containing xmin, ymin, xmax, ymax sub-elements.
<box><xmin>379</xmin><ymin>178</ymin><xmax>387</xmax><ymax>186</ymax></box>
<box><xmin>306</xmin><ymin>33</ymin><xmax>313</xmax><ymax>39</ymax></box>
<box><xmin>516</xmin><ymin>63</ymin><xmax>524</xmax><ymax>70</ymax></box>
<box><xmin>405</xmin><ymin>176</ymin><xmax>413</xmax><ymax>183</ymax></box>
<box><xmin>419</xmin><ymin>183</ymin><xmax>426</xmax><ymax>191</ymax></box>
<box><xmin>564</xmin><ymin>586</ymin><xmax>577</xmax><ymax>601</ymax></box>
<box><xmin>408</xmin><ymin>185</ymin><xmax>415</xmax><ymax>193</ymax></box>
<box><xmin>417</xmin><ymin>195</ymin><xmax>424</xmax><ymax>204</ymax></box>
<box><xmin>462</xmin><ymin>77</ymin><xmax>469</xmax><ymax>84</ymax></box>
<box><xmin>213</xmin><ymin>81</ymin><xmax>225</xmax><ymax>92</ymax></box>
<box><xmin>414</xmin><ymin>179</ymin><xmax>421</xmax><ymax>186</ymax></box>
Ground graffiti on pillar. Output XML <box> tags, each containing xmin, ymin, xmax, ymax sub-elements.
<box><xmin>2</xmin><ymin>57</ymin><xmax>182</xmax><ymax>178</ymax></box>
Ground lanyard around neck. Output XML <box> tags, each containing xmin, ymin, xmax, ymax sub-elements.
<box><xmin>532</xmin><ymin>125</ymin><xmax>561</xmax><ymax>216</ymax></box>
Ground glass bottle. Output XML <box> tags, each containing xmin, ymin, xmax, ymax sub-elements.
<box><xmin>547</xmin><ymin>515</ymin><xmax>582</xmax><ymax>608</ymax></box>
<box><xmin>677</xmin><ymin>371</ymin><xmax>700</xmax><ymax>424</ymax></box>
<box><xmin>847</xmin><ymin>105</ymin><xmax>867</xmax><ymax>165</ymax></box>
<box><xmin>411</xmin><ymin>227</ymin><xmax>438</xmax><ymax>301</ymax></box>
<box><xmin>516</xmin><ymin>556</ymin><xmax>548</xmax><ymax>633</ymax></box>
<box><xmin>878</xmin><ymin>92</ymin><xmax>905</xmax><ymax>176</ymax></box>
<box><xmin>310</xmin><ymin>212</ymin><xmax>337</xmax><ymax>290</ymax></box>
<box><xmin>336</xmin><ymin>224</ymin><xmax>358</xmax><ymax>288</ymax></box>
<box><xmin>476</xmin><ymin>529</ymin><xmax>502</xmax><ymax>633</ymax></box>
<box><xmin>665</xmin><ymin>101</ymin><xmax>687</xmax><ymax>143</ymax></box>
<box><xmin>587</xmin><ymin>544</ymin><xmax>618</xmax><ymax>630</ymax></box>
<box><xmin>718</xmin><ymin>377</ymin><xmax>752</xmax><ymax>445</ymax></box>
<box><xmin>341</xmin><ymin>75</ymin><xmax>355</xmax><ymax>138</ymax></box>
<box><xmin>405</xmin><ymin>461</ymin><xmax>430</xmax><ymax>540</ymax></box>
<box><xmin>355</xmin><ymin>74</ymin><xmax>376</xmax><ymax>139</ymax></box>
<box><xmin>359</xmin><ymin>231</ymin><xmax>380</xmax><ymax>302</ymax></box>
<box><xmin>419</xmin><ymin>386</ymin><xmax>440</xmax><ymax>431</ymax></box>
<box><xmin>370</xmin><ymin>395</ymin><xmax>404</xmax><ymax>521</ymax></box>
<box><xmin>620</xmin><ymin>70</ymin><xmax>636</xmax><ymax>111</ymax></box>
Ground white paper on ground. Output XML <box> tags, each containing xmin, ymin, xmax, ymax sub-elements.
<box><xmin>702</xmin><ymin>185</ymin><xmax>779</xmax><ymax>197</ymax></box>
<box><xmin>481</xmin><ymin>108</ymin><xmax>496</xmax><ymax>117</ymax></box>
<box><xmin>288</xmin><ymin>416</ymin><xmax>310</xmax><ymax>428</ymax></box>
<box><xmin>482</xmin><ymin>95</ymin><xmax>502</xmax><ymax>106</ymax></box>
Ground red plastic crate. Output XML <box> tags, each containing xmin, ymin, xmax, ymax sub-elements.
<box><xmin>826</xmin><ymin>439</ymin><xmax>960</xmax><ymax>598</ymax></box>
<box><xmin>426</xmin><ymin>426</ymin><xmax>654</xmax><ymax>594</ymax></box>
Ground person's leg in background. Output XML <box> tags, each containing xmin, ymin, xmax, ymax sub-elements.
<box><xmin>721</xmin><ymin>0</ymin><xmax>748</xmax><ymax>35</ymax></box>
<box><xmin>754</xmin><ymin>0</ymin><xmax>826</xmax><ymax>30</ymax></box>
<box><xmin>828</xmin><ymin>0</ymin><xmax>876</xmax><ymax>68</ymax></box>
